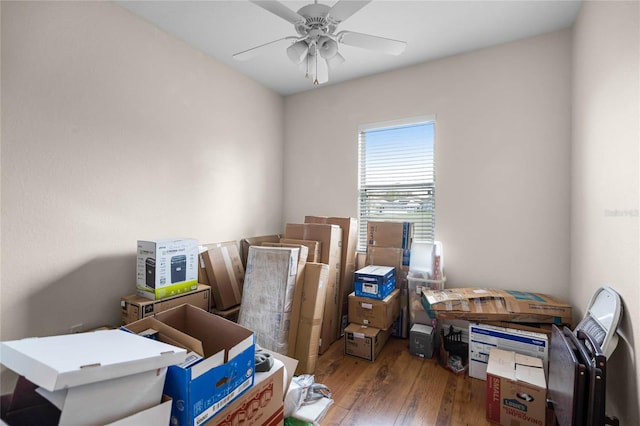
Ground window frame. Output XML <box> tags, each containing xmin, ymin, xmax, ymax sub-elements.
<box><xmin>357</xmin><ymin>115</ymin><xmax>436</xmax><ymax>252</ymax></box>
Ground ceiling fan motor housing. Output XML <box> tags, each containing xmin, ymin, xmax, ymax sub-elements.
<box><xmin>295</xmin><ymin>3</ymin><xmax>337</xmax><ymax>36</ymax></box>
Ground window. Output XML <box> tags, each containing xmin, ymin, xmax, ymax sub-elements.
<box><xmin>357</xmin><ymin>117</ymin><xmax>435</xmax><ymax>251</ymax></box>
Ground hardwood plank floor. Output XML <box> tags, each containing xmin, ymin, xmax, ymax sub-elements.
<box><xmin>314</xmin><ymin>335</ymin><xmax>492</xmax><ymax>426</ymax></box>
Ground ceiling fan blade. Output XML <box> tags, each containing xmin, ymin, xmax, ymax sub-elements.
<box><xmin>326</xmin><ymin>52</ymin><xmax>345</xmax><ymax>70</ymax></box>
<box><xmin>336</xmin><ymin>30</ymin><xmax>407</xmax><ymax>55</ymax></box>
<box><xmin>233</xmin><ymin>36</ymin><xmax>297</xmax><ymax>61</ymax></box>
<box><xmin>250</xmin><ymin>0</ymin><xmax>305</xmax><ymax>25</ymax></box>
<box><xmin>328</xmin><ymin>0</ymin><xmax>372</xmax><ymax>23</ymax></box>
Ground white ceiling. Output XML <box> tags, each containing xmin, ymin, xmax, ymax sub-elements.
<box><xmin>117</xmin><ymin>0</ymin><xmax>582</xmax><ymax>96</ymax></box>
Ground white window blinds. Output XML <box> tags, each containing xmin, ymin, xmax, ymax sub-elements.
<box><xmin>358</xmin><ymin>118</ymin><xmax>435</xmax><ymax>251</ymax></box>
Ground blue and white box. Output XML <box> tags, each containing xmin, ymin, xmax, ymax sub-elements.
<box><xmin>354</xmin><ymin>265</ymin><xmax>396</xmax><ymax>299</ymax></box>
<box><xmin>468</xmin><ymin>322</ymin><xmax>549</xmax><ymax>381</ymax></box>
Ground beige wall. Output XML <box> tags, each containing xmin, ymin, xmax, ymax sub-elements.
<box><xmin>284</xmin><ymin>30</ymin><xmax>572</xmax><ymax>299</ymax></box>
<box><xmin>1</xmin><ymin>0</ymin><xmax>284</xmax><ymax>346</ymax></box>
<box><xmin>571</xmin><ymin>1</ymin><xmax>640</xmax><ymax>423</ymax></box>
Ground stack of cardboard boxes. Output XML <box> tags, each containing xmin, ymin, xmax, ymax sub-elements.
<box><xmin>121</xmin><ymin>238</ymin><xmax>248</xmax><ymax>325</ymax></box>
<box><xmin>345</xmin><ymin>265</ymin><xmax>400</xmax><ymax>361</ymax></box>
<box><xmin>364</xmin><ymin>221</ymin><xmax>414</xmax><ymax>338</ymax></box>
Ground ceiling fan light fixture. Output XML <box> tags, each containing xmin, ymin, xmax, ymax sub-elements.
<box><xmin>317</xmin><ymin>36</ymin><xmax>338</xmax><ymax>59</ymax></box>
<box><xmin>287</xmin><ymin>40</ymin><xmax>309</xmax><ymax>64</ymax></box>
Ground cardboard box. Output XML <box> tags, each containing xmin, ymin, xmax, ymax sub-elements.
<box><xmin>469</xmin><ymin>323</ymin><xmax>549</xmax><ymax>381</ymax></box>
<box><xmin>200</xmin><ymin>241</ymin><xmax>245</xmax><ymax>310</ymax></box>
<box><xmin>240</xmin><ymin>234</ymin><xmax>281</xmax><ymax>268</ymax></box>
<box><xmin>410</xmin><ymin>324</ymin><xmax>435</xmax><ymax>358</ymax></box>
<box><xmin>344</xmin><ymin>323</ymin><xmax>391</xmax><ymax>361</ymax></box>
<box><xmin>485</xmin><ymin>349</ymin><xmax>547</xmax><ymax>426</ymax></box>
<box><xmin>366</xmin><ymin>221</ymin><xmax>414</xmax><ymax>251</ymax></box>
<box><xmin>279</xmin><ymin>238</ymin><xmax>321</xmax><ymax>263</ymax></box>
<box><xmin>421</xmin><ymin>288</ymin><xmax>572</xmax><ymax>324</ymax></box>
<box><xmin>137</xmin><ymin>238</ymin><xmax>199</xmax><ymax>300</ymax></box>
<box><xmin>304</xmin><ymin>216</ymin><xmax>358</xmax><ymax>337</ymax></box>
<box><xmin>121</xmin><ymin>284</ymin><xmax>211</xmax><ymax>325</ymax></box>
<box><xmin>354</xmin><ymin>265</ymin><xmax>395</xmax><ymax>285</ymax></box>
<box><xmin>197</xmin><ymin>246</ymin><xmax>210</xmax><ymax>286</ymax></box>
<box><xmin>348</xmin><ymin>289</ymin><xmax>400</xmax><ymax>330</ymax></box>
<box><xmin>0</xmin><ymin>329</ymin><xmax>187</xmax><ymax>426</ymax></box>
<box><xmin>106</xmin><ymin>395</ymin><xmax>173</xmax><ymax>425</ymax></box>
<box><xmin>238</xmin><ymin>246</ymin><xmax>299</xmax><ymax>355</ymax></box>
<box><xmin>408</xmin><ymin>275</ymin><xmax>444</xmax><ymax>329</ymax></box>
<box><xmin>354</xmin><ymin>265</ymin><xmax>396</xmax><ymax>299</ymax></box>
<box><xmin>366</xmin><ymin>246</ymin><xmax>409</xmax><ymax>274</ymax></box>
<box><xmin>204</xmin><ymin>351</ymin><xmax>297</xmax><ymax>426</ymax></box>
<box><xmin>285</xmin><ymin>223</ymin><xmax>342</xmax><ymax>354</ymax></box>
<box><xmin>295</xmin><ymin>263</ymin><xmax>329</xmax><ymax>375</ymax></box>
<box><xmin>124</xmin><ymin>304</ymin><xmax>255</xmax><ymax>426</ymax></box>
<box><xmin>211</xmin><ymin>305</ymin><xmax>241</xmax><ymax>323</ymax></box>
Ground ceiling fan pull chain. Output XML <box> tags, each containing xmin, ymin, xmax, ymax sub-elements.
<box><xmin>314</xmin><ymin>51</ymin><xmax>319</xmax><ymax>85</ymax></box>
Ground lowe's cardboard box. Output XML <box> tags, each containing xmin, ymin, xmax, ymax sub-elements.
<box><xmin>123</xmin><ymin>304</ymin><xmax>255</xmax><ymax>426</ymax></box>
<box><xmin>137</xmin><ymin>238</ymin><xmax>199</xmax><ymax>300</ymax></box>
<box><xmin>486</xmin><ymin>348</ymin><xmax>547</xmax><ymax>426</ymax></box>
<box><xmin>121</xmin><ymin>284</ymin><xmax>211</xmax><ymax>325</ymax></box>
<box><xmin>469</xmin><ymin>323</ymin><xmax>549</xmax><ymax>381</ymax></box>
<box><xmin>204</xmin><ymin>351</ymin><xmax>297</xmax><ymax>426</ymax></box>
<box><xmin>422</xmin><ymin>288</ymin><xmax>572</xmax><ymax>324</ymax></box>
<box><xmin>0</xmin><ymin>329</ymin><xmax>187</xmax><ymax>426</ymax></box>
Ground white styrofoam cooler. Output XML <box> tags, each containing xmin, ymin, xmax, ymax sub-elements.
<box><xmin>0</xmin><ymin>329</ymin><xmax>187</xmax><ymax>425</ymax></box>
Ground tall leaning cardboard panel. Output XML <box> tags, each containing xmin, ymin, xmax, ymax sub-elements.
<box><xmin>238</xmin><ymin>246</ymin><xmax>300</xmax><ymax>355</ymax></box>
<box><xmin>295</xmin><ymin>262</ymin><xmax>329</xmax><ymax>375</ymax></box>
<box><xmin>285</xmin><ymin>223</ymin><xmax>342</xmax><ymax>354</ymax></box>
<box><xmin>260</xmin><ymin>242</ymin><xmax>309</xmax><ymax>357</ymax></box>
<box><xmin>305</xmin><ymin>216</ymin><xmax>358</xmax><ymax>337</ymax></box>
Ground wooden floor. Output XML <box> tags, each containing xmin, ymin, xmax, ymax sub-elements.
<box><xmin>313</xmin><ymin>335</ymin><xmax>492</xmax><ymax>426</ymax></box>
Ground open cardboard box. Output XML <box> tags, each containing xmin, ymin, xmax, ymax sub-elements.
<box><xmin>123</xmin><ymin>303</ymin><xmax>255</xmax><ymax>426</ymax></box>
<box><xmin>204</xmin><ymin>350</ymin><xmax>297</xmax><ymax>426</ymax></box>
<box><xmin>422</xmin><ymin>288</ymin><xmax>572</xmax><ymax>324</ymax></box>
<box><xmin>0</xmin><ymin>329</ymin><xmax>187</xmax><ymax>425</ymax></box>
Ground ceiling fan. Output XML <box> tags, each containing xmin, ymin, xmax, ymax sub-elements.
<box><xmin>233</xmin><ymin>0</ymin><xmax>407</xmax><ymax>85</ymax></box>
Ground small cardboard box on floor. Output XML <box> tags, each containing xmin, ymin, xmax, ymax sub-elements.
<box><xmin>422</xmin><ymin>288</ymin><xmax>572</xmax><ymax>324</ymax></box>
<box><xmin>204</xmin><ymin>351</ymin><xmax>297</xmax><ymax>426</ymax></box>
<box><xmin>344</xmin><ymin>323</ymin><xmax>391</xmax><ymax>361</ymax></box>
<box><xmin>0</xmin><ymin>329</ymin><xmax>187</xmax><ymax>426</ymax></box>
<box><xmin>485</xmin><ymin>348</ymin><xmax>547</xmax><ymax>426</ymax></box>
<box><xmin>137</xmin><ymin>238</ymin><xmax>199</xmax><ymax>300</ymax></box>
<box><xmin>123</xmin><ymin>304</ymin><xmax>255</xmax><ymax>426</ymax></box>
<box><xmin>120</xmin><ymin>284</ymin><xmax>211</xmax><ymax>325</ymax></box>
